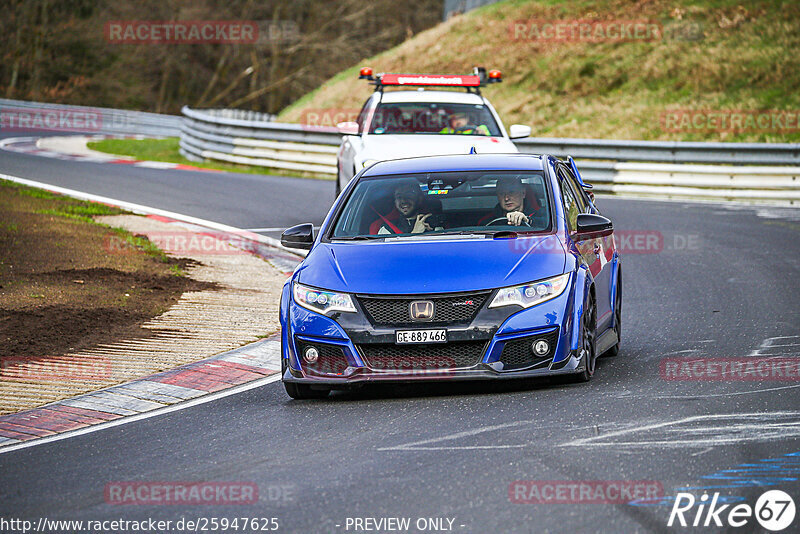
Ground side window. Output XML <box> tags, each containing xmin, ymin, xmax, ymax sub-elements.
<box><xmin>559</xmin><ymin>166</ymin><xmax>588</xmax><ymax>212</ymax></box>
<box><xmin>558</xmin><ymin>173</ymin><xmax>580</xmax><ymax>233</ymax></box>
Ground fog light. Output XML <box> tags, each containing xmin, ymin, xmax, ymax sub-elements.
<box><xmin>532</xmin><ymin>339</ymin><xmax>550</xmax><ymax>356</ymax></box>
<box><xmin>304</xmin><ymin>347</ymin><xmax>319</xmax><ymax>363</ymax></box>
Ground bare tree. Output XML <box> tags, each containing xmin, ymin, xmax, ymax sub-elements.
<box><xmin>0</xmin><ymin>0</ymin><xmax>443</xmax><ymax>114</ymax></box>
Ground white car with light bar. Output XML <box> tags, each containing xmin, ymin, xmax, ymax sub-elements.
<box><xmin>334</xmin><ymin>67</ymin><xmax>531</xmax><ymax>197</ymax></box>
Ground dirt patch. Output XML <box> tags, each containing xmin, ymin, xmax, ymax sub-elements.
<box><xmin>0</xmin><ymin>182</ymin><xmax>216</xmax><ymax>360</ymax></box>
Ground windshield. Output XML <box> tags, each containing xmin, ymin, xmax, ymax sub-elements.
<box><xmin>330</xmin><ymin>171</ymin><xmax>551</xmax><ymax>239</ymax></box>
<box><xmin>368</xmin><ymin>102</ymin><xmax>502</xmax><ymax>136</ymax></box>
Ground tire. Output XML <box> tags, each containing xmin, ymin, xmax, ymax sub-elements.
<box><xmin>602</xmin><ymin>272</ymin><xmax>622</xmax><ymax>358</ymax></box>
<box><xmin>284</xmin><ymin>381</ymin><xmax>330</xmax><ymax>400</ymax></box>
<box><xmin>281</xmin><ymin>350</ymin><xmax>330</xmax><ymax>399</ymax></box>
<box><xmin>572</xmin><ymin>298</ymin><xmax>597</xmax><ymax>383</ymax></box>
<box><xmin>334</xmin><ymin>169</ymin><xmax>341</xmax><ymax>199</ymax></box>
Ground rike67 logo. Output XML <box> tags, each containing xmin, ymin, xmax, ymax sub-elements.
<box><xmin>669</xmin><ymin>490</ymin><xmax>796</xmax><ymax>531</ymax></box>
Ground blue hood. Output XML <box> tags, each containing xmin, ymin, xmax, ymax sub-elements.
<box><xmin>297</xmin><ymin>235</ymin><xmax>567</xmax><ymax>294</ymax></box>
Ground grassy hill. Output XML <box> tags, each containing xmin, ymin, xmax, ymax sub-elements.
<box><xmin>278</xmin><ymin>0</ymin><xmax>800</xmax><ymax>142</ymax></box>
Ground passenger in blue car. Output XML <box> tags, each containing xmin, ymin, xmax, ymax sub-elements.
<box><xmin>478</xmin><ymin>175</ymin><xmax>542</xmax><ymax>227</ymax></box>
<box><xmin>370</xmin><ymin>180</ymin><xmax>438</xmax><ymax>235</ymax></box>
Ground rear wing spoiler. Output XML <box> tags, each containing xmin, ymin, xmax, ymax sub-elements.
<box><xmin>568</xmin><ymin>156</ymin><xmax>596</xmax><ymax>203</ymax></box>
<box><xmin>568</xmin><ymin>156</ymin><xmax>592</xmax><ymax>190</ymax></box>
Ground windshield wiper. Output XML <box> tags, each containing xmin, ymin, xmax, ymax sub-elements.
<box><xmin>331</xmin><ymin>235</ymin><xmax>383</xmax><ymax>241</ymax></box>
<box><xmin>434</xmin><ymin>230</ymin><xmax>512</xmax><ymax>238</ymax></box>
<box><xmin>488</xmin><ymin>230</ymin><xmax>518</xmax><ymax>239</ymax></box>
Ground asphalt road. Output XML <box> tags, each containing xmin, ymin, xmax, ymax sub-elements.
<box><xmin>0</xmin><ymin>134</ymin><xmax>334</xmax><ymax>232</ymax></box>
<box><xmin>2</xmin><ymin>140</ymin><xmax>800</xmax><ymax>533</ymax></box>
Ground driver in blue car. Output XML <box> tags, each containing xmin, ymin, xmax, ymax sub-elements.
<box><xmin>370</xmin><ymin>180</ymin><xmax>437</xmax><ymax>235</ymax></box>
<box><xmin>478</xmin><ymin>175</ymin><xmax>541</xmax><ymax>226</ymax></box>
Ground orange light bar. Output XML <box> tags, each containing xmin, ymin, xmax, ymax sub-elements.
<box><xmin>488</xmin><ymin>69</ymin><xmax>502</xmax><ymax>80</ymax></box>
<box><xmin>359</xmin><ymin>67</ymin><xmax>373</xmax><ymax>77</ymax></box>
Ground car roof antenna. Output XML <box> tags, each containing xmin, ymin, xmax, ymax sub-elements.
<box><xmin>469</xmin><ymin>146</ymin><xmax>478</xmax><ymax>154</ymax></box>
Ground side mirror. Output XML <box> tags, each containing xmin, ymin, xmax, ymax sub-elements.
<box><xmin>575</xmin><ymin>213</ymin><xmax>613</xmax><ymax>237</ymax></box>
<box><xmin>281</xmin><ymin>223</ymin><xmax>315</xmax><ymax>250</ymax></box>
<box><xmin>337</xmin><ymin>121</ymin><xmax>359</xmax><ymax>135</ymax></box>
<box><xmin>508</xmin><ymin>124</ymin><xmax>531</xmax><ymax>139</ymax></box>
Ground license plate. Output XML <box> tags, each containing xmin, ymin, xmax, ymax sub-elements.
<box><xmin>395</xmin><ymin>329</ymin><xmax>447</xmax><ymax>344</ymax></box>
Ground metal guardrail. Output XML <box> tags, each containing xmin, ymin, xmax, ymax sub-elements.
<box><xmin>579</xmin><ymin>161</ymin><xmax>800</xmax><ymax>203</ymax></box>
<box><xmin>180</xmin><ymin>105</ymin><xmax>800</xmax><ymax>204</ymax></box>
<box><xmin>180</xmin><ymin>106</ymin><xmax>338</xmax><ymax>174</ymax></box>
<box><xmin>0</xmin><ymin>98</ymin><xmax>182</xmax><ymax>137</ymax></box>
<box><xmin>514</xmin><ymin>137</ymin><xmax>800</xmax><ymax>166</ymax></box>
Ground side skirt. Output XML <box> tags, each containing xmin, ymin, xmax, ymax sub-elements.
<box><xmin>595</xmin><ymin>328</ymin><xmax>619</xmax><ymax>356</ymax></box>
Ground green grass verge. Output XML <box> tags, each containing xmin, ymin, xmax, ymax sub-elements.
<box><xmin>277</xmin><ymin>0</ymin><xmax>800</xmax><ymax>143</ymax></box>
<box><xmin>1</xmin><ymin>180</ymin><xmax>174</xmax><ymax>265</ymax></box>
<box><xmin>88</xmin><ymin>138</ymin><xmax>333</xmax><ymax>180</ymax></box>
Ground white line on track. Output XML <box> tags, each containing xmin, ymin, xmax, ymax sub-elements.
<box><xmin>618</xmin><ymin>383</ymin><xmax>800</xmax><ymax>399</ymax></box>
<box><xmin>690</xmin><ymin>447</ymin><xmax>714</xmax><ymax>457</ymax></box>
<box><xmin>0</xmin><ymin>173</ymin><xmax>305</xmax><ymax>258</ymax></box>
<box><xmin>0</xmin><ymin>375</ymin><xmax>282</xmax><ymax>456</ymax></box>
<box><xmin>378</xmin><ymin>421</ymin><xmax>533</xmax><ymax>451</ymax></box>
<box><xmin>0</xmin><ymin>171</ymin><xmax>297</xmax><ymax>455</ymax></box>
<box><xmin>561</xmin><ymin>411</ymin><xmax>800</xmax><ymax>448</ymax></box>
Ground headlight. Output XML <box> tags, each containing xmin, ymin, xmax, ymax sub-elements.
<box><xmin>362</xmin><ymin>159</ymin><xmax>378</xmax><ymax>168</ymax></box>
<box><xmin>293</xmin><ymin>282</ymin><xmax>356</xmax><ymax>315</ymax></box>
<box><xmin>488</xmin><ymin>274</ymin><xmax>570</xmax><ymax>309</ymax></box>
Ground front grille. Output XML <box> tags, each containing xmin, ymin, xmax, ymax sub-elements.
<box><xmin>296</xmin><ymin>339</ymin><xmax>349</xmax><ymax>375</ymax></box>
<box><xmin>498</xmin><ymin>329</ymin><xmax>559</xmax><ymax>371</ymax></box>
<box><xmin>357</xmin><ymin>291</ymin><xmax>491</xmax><ymax>326</ymax></box>
<box><xmin>358</xmin><ymin>340</ymin><xmax>487</xmax><ymax>371</ymax></box>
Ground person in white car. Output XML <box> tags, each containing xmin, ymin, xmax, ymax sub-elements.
<box><xmin>439</xmin><ymin>111</ymin><xmax>490</xmax><ymax>136</ymax></box>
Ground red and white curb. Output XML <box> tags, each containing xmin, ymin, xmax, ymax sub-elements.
<box><xmin>0</xmin><ymin>337</ymin><xmax>282</xmax><ymax>451</ymax></box>
<box><xmin>0</xmin><ymin>135</ymin><xmax>222</xmax><ymax>173</ymax></box>
<box><xmin>0</xmin><ymin>173</ymin><xmax>307</xmax><ymax>454</ymax></box>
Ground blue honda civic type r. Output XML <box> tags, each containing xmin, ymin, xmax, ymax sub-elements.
<box><xmin>279</xmin><ymin>154</ymin><xmax>622</xmax><ymax>399</ymax></box>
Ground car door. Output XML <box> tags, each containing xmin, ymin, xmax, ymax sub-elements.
<box><xmin>557</xmin><ymin>165</ymin><xmax>613</xmax><ymax>328</ymax></box>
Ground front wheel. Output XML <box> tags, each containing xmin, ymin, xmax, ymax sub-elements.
<box><xmin>284</xmin><ymin>381</ymin><xmax>330</xmax><ymax>400</ymax></box>
<box><xmin>572</xmin><ymin>299</ymin><xmax>596</xmax><ymax>383</ymax></box>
